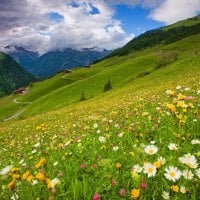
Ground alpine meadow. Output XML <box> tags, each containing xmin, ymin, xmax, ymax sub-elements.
<box><xmin>0</xmin><ymin>3</ymin><xmax>200</xmax><ymax>200</ymax></box>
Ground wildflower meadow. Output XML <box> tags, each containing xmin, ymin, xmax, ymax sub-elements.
<box><xmin>0</xmin><ymin>84</ymin><xmax>199</xmax><ymax>200</ymax></box>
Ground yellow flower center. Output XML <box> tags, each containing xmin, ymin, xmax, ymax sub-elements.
<box><xmin>148</xmin><ymin>167</ymin><xmax>153</xmax><ymax>173</ymax></box>
<box><xmin>149</xmin><ymin>149</ymin><xmax>154</xmax><ymax>154</ymax></box>
<box><xmin>170</xmin><ymin>172</ymin><xmax>175</xmax><ymax>177</ymax></box>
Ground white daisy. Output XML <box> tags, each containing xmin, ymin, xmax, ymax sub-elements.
<box><xmin>114</xmin><ymin>124</ymin><xmax>119</xmax><ymax>128</ymax></box>
<box><xmin>65</xmin><ymin>141</ymin><xmax>71</xmax><ymax>146</ymax></box>
<box><xmin>113</xmin><ymin>146</ymin><xmax>119</xmax><ymax>151</ymax></box>
<box><xmin>168</xmin><ymin>143</ymin><xmax>179</xmax><ymax>151</ymax></box>
<box><xmin>180</xmin><ymin>186</ymin><xmax>186</xmax><ymax>193</ymax></box>
<box><xmin>118</xmin><ymin>132</ymin><xmax>124</xmax><ymax>137</ymax></box>
<box><xmin>32</xmin><ymin>180</ymin><xmax>38</xmax><ymax>185</ymax></box>
<box><xmin>11</xmin><ymin>193</ymin><xmax>19</xmax><ymax>200</ymax></box>
<box><xmin>157</xmin><ymin>156</ymin><xmax>166</xmax><ymax>165</ymax></box>
<box><xmin>143</xmin><ymin>163</ymin><xmax>157</xmax><ymax>177</ymax></box>
<box><xmin>162</xmin><ymin>191</ymin><xmax>170</xmax><ymax>200</ymax></box>
<box><xmin>191</xmin><ymin>139</ymin><xmax>200</xmax><ymax>145</ymax></box>
<box><xmin>31</xmin><ymin>149</ymin><xmax>37</xmax><ymax>154</ymax></box>
<box><xmin>184</xmin><ymin>87</ymin><xmax>191</xmax><ymax>91</ymax></box>
<box><xmin>96</xmin><ymin>130</ymin><xmax>101</xmax><ymax>134</ymax></box>
<box><xmin>176</xmin><ymin>86</ymin><xmax>182</xmax><ymax>90</ymax></box>
<box><xmin>179</xmin><ymin>153</ymin><xmax>198</xmax><ymax>168</ymax></box>
<box><xmin>51</xmin><ymin>178</ymin><xmax>60</xmax><ymax>188</ymax></box>
<box><xmin>164</xmin><ymin>166</ymin><xmax>182</xmax><ymax>182</ymax></box>
<box><xmin>140</xmin><ymin>143</ymin><xmax>145</xmax><ymax>148</ymax></box>
<box><xmin>182</xmin><ymin>169</ymin><xmax>194</xmax><ymax>180</ymax></box>
<box><xmin>0</xmin><ymin>165</ymin><xmax>12</xmax><ymax>175</ymax></box>
<box><xmin>195</xmin><ymin>168</ymin><xmax>200</xmax><ymax>178</ymax></box>
<box><xmin>144</xmin><ymin>145</ymin><xmax>158</xmax><ymax>155</ymax></box>
<box><xmin>93</xmin><ymin>123</ymin><xmax>98</xmax><ymax>129</ymax></box>
<box><xmin>131</xmin><ymin>164</ymin><xmax>143</xmax><ymax>173</ymax></box>
<box><xmin>34</xmin><ymin>142</ymin><xmax>40</xmax><ymax>148</ymax></box>
<box><xmin>98</xmin><ymin>136</ymin><xmax>106</xmax><ymax>143</ymax></box>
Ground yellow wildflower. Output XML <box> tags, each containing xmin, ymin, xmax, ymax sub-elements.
<box><xmin>27</xmin><ymin>175</ymin><xmax>34</xmax><ymax>182</ymax></box>
<box><xmin>36</xmin><ymin>172</ymin><xmax>45</xmax><ymax>181</ymax></box>
<box><xmin>154</xmin><ymin>161</ymin><xmax>161</xmax><ymax>169</ymax></box>
<box><xmin>171</xmin><ymin>185</ymin><xmax>179</xmax><ymax>192</ymax></box>
<box><xmin>131</xmin><ymin>171</ymin><xmax>140</xmax><ymax>179</ymax></box>
<box><xmin>173</xmin><ymin>98</ymin><xmax>178</xmax><ymax>104</ymax></box>
<box><xmin>176</xmin><ymin>114</ymin><xmax>183</xmax><ymax>120</ymax></box>
<box><xmin>115</xmin><ymin>162</ymin><xmax>122</xmax><ymax>170</ymax></box>
<box><xmin>11</xmin><ymin>168</ymin><xmax>20</xmax><ymax>173</ymax></box>
<box><xmin>131</xmin><ymin>189</ymin><xmax>140</xmax><ymax>199</ymax></box>
<box><xmin>35</xmin><ymin>157</ymin><xmax>46</xmax><ymax>169</ymax></box>
<box><xmin>188</xmin><ymin>103</ymin><xmax>193</xmax><ymax>108</ymax></box>
<box><xmin>12</xmin><ymin>174</ymin><xmax>20</xmax><ymax>180</ymax></box>
<box><xmin>177</xmin><ymin>93</ymin><xmax>185</xmax><ymax>100</ymax></box>
<box><xmin>8</xmin><ymin>181</ymin><xmax>15</xmax><ymax>190</ymax></box>
<box><xmin>167</xmin><ymin>104</ymin><xmax>176</xmax><ymax>112</ymax></box>
<box><xmin>22</xmin><ymin>171</ymin><xmax>30</xmax><ymax>180</ymax></box>
<box><xmin>46</xmin><ymin>178</ymin><xmax>52</xmax><ymax>189</ymax></box>
<box><xmin>177</xmin><ymin>101</ymin><xmax>186</xmax><ymax>108</ymax></box>
<box><xmin>168</xmin><ymin>90</ymin><xmax>175</xmax><ymax>96</ymax></box>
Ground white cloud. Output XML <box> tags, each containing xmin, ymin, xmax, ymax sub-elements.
<box><xmin>149</xmin><ymin>0</ymin><xmax>200</xmax><ymax>24</ymax></box>
<box><xmin>0</xmin><ymin>0</ymin><xmax>133</xmax><ymax>54</ymax></box>
<box><xmin>1</xmin><ymin>0</ymin><xmax>199</xmax><ymax>53</ymax></box>
<box><xmin>108</xmin><ymin>0</ymin><xmax>200</xmax><ymax>24</ymax></box>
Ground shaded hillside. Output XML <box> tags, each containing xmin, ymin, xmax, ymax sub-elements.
<box><xmin>109</xmin><ymin>16</ymin><xmax>200</xmax><ymax>57</ymax></box>
<box><xmin>4</xmin><ymin>46</ymin><xmax>39</xmax><ymax>73</ymax></box>
<box><xmin>0</xmin><ymin>52</ymin><xmax>36</xmax><ymax>96</ymax></box>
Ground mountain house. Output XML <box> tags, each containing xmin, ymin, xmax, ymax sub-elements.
<box><xmin>14</xmin><ymin>87</ymin><xmax>28</xmax><ymax>95</ymax></box>
<box><xmin>63</xmin><ymin>69</ymin><xmax>73</xmax><ymax>74</ymax></box>
<box><xmin>85</xmin><ymin>65</ymin><xmax>91</xmax><ymax>68</ymax></box>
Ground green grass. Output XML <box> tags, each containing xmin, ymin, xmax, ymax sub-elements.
<box><xmin>0</xmin><ymin>34</ymin><xmax>199</xmax><ymax>121</ymax></box>
<box><xmin>0</xmin><ymin>96</ymin><xmax>22</xmax><ymax>120</ymax></box>
<box><xmin>163</xmin><ymin>15</ymin><xmax>200</xmax><ymax>31</ymax></box>
<box><xmin>0</xmin><ymin>32</ymin><xmax>199</xmax><ymax>199</ymax></box>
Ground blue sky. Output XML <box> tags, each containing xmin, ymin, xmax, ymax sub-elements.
<box><xmin>0</xmin><ymin>0</ymin><xmax>199</xmax><ymax>53</ymax></box>
<box><xmin>114</xmin><ymin>5</ymin><xmax>165</xmax><ymax>36</ymax></box>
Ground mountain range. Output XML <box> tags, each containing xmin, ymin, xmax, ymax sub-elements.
<box><xmin>3</xmin><ymin>46</ymin><xmax>111</xmax><ymax>78</ymax></box>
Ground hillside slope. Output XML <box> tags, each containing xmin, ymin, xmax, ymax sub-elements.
<box><xmin>0</xmin><ymin>17</ymin><xmax>200</xmax><ymax>199</ymax></box>
<box><xmin>4</xmin><ymin>46</ymin><xmax>39</xmax><ymax>72</ymax></box>
<box><xmin>0</xmin><ymin>33</ymin><xmax>199</xmax><ymax>200</ymax></box>
<box><xmin>108</xmin><ymin>15</ymin><xmax>200</xmax><ymax>57</ymax></box>
<box><xmin>0</xmin><ymin>33</ymin><xmax>199</xmax><ymax>120</ymax></box>
<box><xmin>0</xmin><ymin>52</ymin><xmax>36</xmax><ymax>96</ymax></box>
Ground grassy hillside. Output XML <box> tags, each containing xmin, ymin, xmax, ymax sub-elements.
<box><xmin>163</xmin><ymin>15</ymin><xmax>200</xmax><ymax>30</ymax></box>
<box><xmin>17</xmin><ymin>34</ymin><xmax>200</xmax><ymax>117</ymax></box>
<box><xmin>0</xmin><ymin>34</ymin><xmax>199</xmax><ymax>121</ymax></box>
<box><xmin>108</xmin><ymin>16</ymin><xmax>200</xmax><ymax>57</ymax></box>
<box><xmin>0</xmin><ymin>21</ymin><xmax>200</xmax><ymax>199</ymax></box>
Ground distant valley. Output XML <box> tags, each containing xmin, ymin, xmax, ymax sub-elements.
<box><xmin>3</xmin><ymin>46</ymin><xmax>111</xmax><ymax>78</ymax></box>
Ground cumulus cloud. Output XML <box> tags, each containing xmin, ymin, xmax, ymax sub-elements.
<box><xmin>108</xmin><ymin>0</ymin><xmax>200</xmax><ymax>24</ymax></box>
<box><xmin>0</xmin><ymin>0</ymin><xmax>199</xmax><ymax>54</ymax></box>
<box><xmin>0</xmin><ymin>0</ymin><xmax>133</xmax><ymax>54</ymax></box>
<box><xmin>149</xmin><ymin>0</ymin><xmax>200</xmax><ymax>24</ymax></box>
